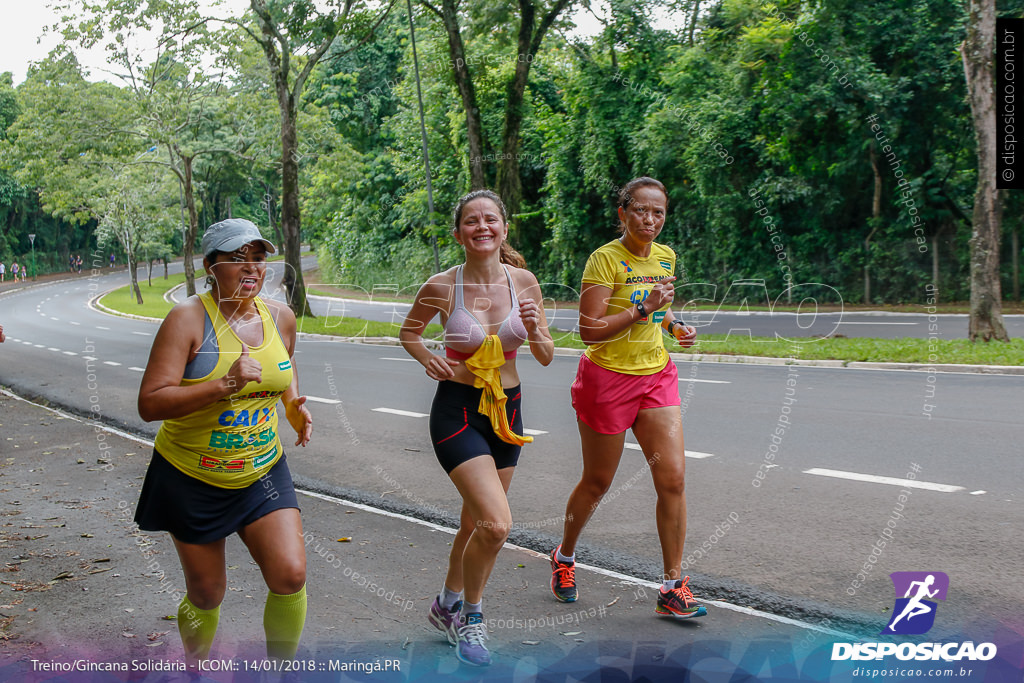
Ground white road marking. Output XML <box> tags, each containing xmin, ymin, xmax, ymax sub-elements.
<box><xmin>104</xmin><ymin>361</ymin><xmax>122</xmax><ymax>366</ymax></box>
<box><xmin>970</xmin><ymin>490</ymin><xmax>987</xmax><ymax>495</ymax></box>
<box><xmin>96</xmin><ymin>326</ymin><xmax>110</xmax><ymax>330</ymax></box>
<box><xmin>48</xmin><ymin>347</ymin><xmax>60</xmax><ymax>352</ymax></box>
<box><xmin>34</xmin><ymin>344</ymin><xmax>45</xmax><ymax>348</ymax></box>
<box><xmin>305</xmin><ymin>396</ymin><xmax>341</xmax><ymax>405</ymax></box>
<box><xmin>22</xmin><ymin>341</ymin><xmax>31</xmax><ymax>345</ymax></box>
<box><xmin>679</xmin><ymin>378</ymin><xmax>731</xmax><ymax>384</ymax></box>
<box><xmin>131</xmin><ymin>331</ymin><xmax>151</xmax><ymax>336</ymax></box>
<box><xmin>380</xmin><ymin>357</ymin><xmax>417</xmax><ymax>362</ymax></box>
<box><xmin>128</xmin><ymin>367</ymin><xmax>145</xmax><ymax>372</ymax></box>
<box><xmin>522</xmin><ymin>428</ymin><xmax>548</xmax><ymax>436</ymax></box>
<box><xmin>62</xmin><ymin>351</ymin><xmax>77</xmax><ymax>356</ymax></box>
<box><xmin>373</xmin><ymin>407</ymin><xmax>429</xmax><ymax>418</ymax></box>
<box><xmin>624</xmin><ymin>443</ymin><xmax>715</xmax><ymax>458</ymax></box>
<box><xmin>837</xmin><ymin>322</ymin><xmax>918</xmax><ymax>325</ymax></box>
<box><xmin>70</xmin><ymin>321</ymin><xmax>80</xmax><ymax>326</ymax></box>
<box><xmin>49</xmin><ymin>317</ymin><xmax>60</xmax><ymax>321</ymax></box>
<box><xmin>82</xmin><ymin>356</ymin><xmax>97</xmax><ymax>361</ymax></box>
<box><xmin>803</xmin><ymin>468</ymin><xmax>964</xmax><ymax>493</ymax></box>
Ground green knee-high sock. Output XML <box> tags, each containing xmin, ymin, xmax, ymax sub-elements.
<box><xmin>264</xmin><ymin>585</ymin><xmax>307</xmax><ymax>659</ymax></box>
<box><xmin>178</xmin><ymin>596</ymin><xmax>220</xmax><ymax>662</ymax></box>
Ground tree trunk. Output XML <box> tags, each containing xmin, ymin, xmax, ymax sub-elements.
<box><xmin>931</xmin><ymin>233</ymin><xmax>940</xmax><ymax>300</ymax></box>
<box><xmin>440</xmin><ymin>0</ymin><xmax>486</xmax><ymax>189</ymax></box>
<box><xmin>865</xmin><ymin>146</ymin><xmax>882</xmax><ymax>304</ymax></box>
<box><xmin>148</xmin><ymin>258</ymin><xmax>152</xmax><ymax>287</ymax></box>
<box><xmin>687</xmin><ymin>0</ymin><xmax>702</xmax><ymax>47</ymax></box>
<box><xmin>181</xmin><ymin>153</ymin><xmax>200</xmax><ymax>298</ymax></box>
<box><xmin>961</xmin><ymin>0</ymin><xmax>1009</xmax><ymax>341</ymax></box>
<box><xmin>496</xmin><ymin>1</ymin><xmax>536</xmax><ymax>221</ymax></box>
<box><xmin>164</xmin><ymin>257</ymin><xmax>169</xmax><ymax>280</ymax></box>
<box><xmin>280</xmin><ymin>99</ymin><xmax>313</xmax><ymax>317</ymax></box>
<box><xmin>1012</xmin><ymin>225</ymin><xmax>1020</xmax><ymax>301</ymax></box>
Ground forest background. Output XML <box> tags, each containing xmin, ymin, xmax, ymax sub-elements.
<box><xmin>0</xmin><ymin>0</ymin><xmax>1020</xmax><ymax>338</ymax></box>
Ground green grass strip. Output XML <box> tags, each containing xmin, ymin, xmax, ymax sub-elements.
<box><xmin>99</xmin><ymin>281</ymin><xmax>1024</xmax><ymax>365</ymax></box>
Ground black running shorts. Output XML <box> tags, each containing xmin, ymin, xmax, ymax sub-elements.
<box><xmin>429</xmin><ymin>380</ymin><xmax>524</xmax><ymax>474</ymax></box>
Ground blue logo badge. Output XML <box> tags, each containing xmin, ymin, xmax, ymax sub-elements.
<box><xmin>881</xmin><ymin>571</ymin><xmax>949</xmax><ymax>635</ymax></box>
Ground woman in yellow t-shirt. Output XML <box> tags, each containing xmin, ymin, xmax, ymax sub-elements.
<box><xmin>549</xmin><ymin>177</ymin><xmax>707</xmax><ymax>620</ymax></box>
<box><xmin>136</xmin><ymin>219</ymin><xmax>312</xmax><ymax>666</ymax></box>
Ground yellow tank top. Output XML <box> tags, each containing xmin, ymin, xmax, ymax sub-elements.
<box><xmin>154</xmin><ymin>292</ymin><xmax>293</xmax><ymax>489</ymax></box>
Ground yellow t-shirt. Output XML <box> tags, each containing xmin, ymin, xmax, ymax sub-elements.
<box><xmin>582</xmin><ymin>239</ymin><xmax>676</xmax><ymax>375</ymax></box>
<box><xmin>154</xmin><ymin>292</ymin><xmax>293</xmax><ymax>489</ymax></box>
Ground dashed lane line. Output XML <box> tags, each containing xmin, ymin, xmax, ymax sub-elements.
<box><xmin>803</xmin><ymin>467</ymin><xmax>966</xmax><ymax>493</ymax></box>
<box><xmin>373</xmin><ymin>407</ymin><xmax>429</xmax><ymax>418</ymax></box>
<box><xmin>305</xmin><ymin>396</ymin><xmax>341</xmax><ymax>405</ymax></box>
<box><xmin>623</xmin><ymin>442</ymin><xmax>715</xmax><ymax>459</ymax></box>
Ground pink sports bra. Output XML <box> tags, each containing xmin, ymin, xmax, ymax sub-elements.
<box><xmin>444</xmin><ymin>265</ymin><xmax>528</xmax><ymax>360</ymax></box>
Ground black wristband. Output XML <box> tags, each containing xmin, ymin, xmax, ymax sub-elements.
<box><xmin>668</xmin><ymin>319</ymin><xmax>684</xmax><ymax>332</ymax></box>
<box><xmin>636</xmin><ymin>301</ymin><xmax>647</xmax><ymax>318</ymax></box>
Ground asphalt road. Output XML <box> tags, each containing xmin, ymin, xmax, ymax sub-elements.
<box><xmin>1</xmin><ymin>265</ymin><xmax>1021</xmax><ymax>641</ymax></box>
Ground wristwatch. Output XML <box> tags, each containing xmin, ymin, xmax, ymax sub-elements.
<box><xmin>635</xmin><ymin>301</ymin><xmax>648</xmax><ymax>318</ymax></box>
<box><xmin>668</xmin><ymin>319</ymin><xmax>685</xmax><ymax>333</ymax></box>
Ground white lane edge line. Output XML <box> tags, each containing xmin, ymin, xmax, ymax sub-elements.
<box><xmin>47</xmin><ymin>347</ymin><xmax>60</xmax><ymax>352</ymax></box>
<box><xmin>70</xmin><ymin>321</ymin><xmax>81</xmax><ymax>326</ymax></box>
<box><xmin>305</xmin><ymin>396</ymin><xmax>341</xmax><ymax>405</ymax></box>
<box><xmin>0</xmin><ymin>387</ymin><xmax>856</xmax><ymax>639</ymax></box>
<box><xmin>96</xmin><ymin>326</ymin><xmax>110</xmax><ymax>330</ymax></box>
<box><xmin>34</xmin><ymin>344</ymin><xmax>45</xmax><ymax>348</ymax></box>
<box><xmin>803</xmin><ymin>468</ymin><xmax>964</xmax><ymax>493</ymax></box>
<box><xmin>836</xmin><ymin>322</ymin><xmax>918</xmax><ymax>325</ymax></box>
<box><xmin>62</xmin><ymin>351</ymin><xmax>78</xmax><ymax>356</ymax></box>
<box><xmin>128</xmin><ymin>366</ymin><xmax>146</xmax><ymax>372</ymax></box>
<box><xmin>969</xmin><ymin>490</ymin><xmax>987</xmax><ymax>495</ymax></box>
<box><xmin>131</xmin><ymin>331</ymin><xmax>152</xmax><ymax>336</ymax></box>
<box><xmin>104</xmin><ymin>361</ymin><xmax>122</xmax><ymax>366</ymax></box>
<box><xmin>372</xmin><ymin>407</ymin><xmax>429</xmax><ymax>418</ymax></box>
<box><xmin>295</xmin><ymin>488</ymin><xmax>857</xmax><ymax>639</ymax></box>
<box><xmin>380</xmin><ymin>357</ymin><xmax>417</xmax><ymax>362</ymax></box>
<box><xmin>522</xmin><ymin>428</ymin><xmax>547</xmax><ymax>436</ymax></box>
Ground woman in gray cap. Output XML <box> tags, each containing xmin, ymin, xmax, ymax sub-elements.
<box><xmin>136</xmin><ymin>218</ymin><xmax>313</xmax><ymax>666</ymax></box>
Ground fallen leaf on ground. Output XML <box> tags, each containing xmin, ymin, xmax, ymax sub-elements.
<box><xmin>337</xmin><ymin>538</ymin><xmax>351</xmax><ymax>542</ymax></box>
<box><xmin>606</xmin><ymin>597</ymin><xmax>619</xmax><ymax>607</ymax></box>
<box><xmin>147</xmin><ymin>631</ymin><xmax>170</xmax><ymax>641</ymax></box>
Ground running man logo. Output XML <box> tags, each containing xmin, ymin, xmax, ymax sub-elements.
<box><xmin>620</xmin><ymin>260</ymin><xmax>632</xmax><ymax>273</ymax></box>
<box><xmin>881</xmin><ymin>571</ymin><xmax>949</xmax><ymax>635</ymax></box>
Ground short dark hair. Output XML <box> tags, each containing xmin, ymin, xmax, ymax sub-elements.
<box><xmin>617</xmin><ymin>177</ymin><xmax>668</xmax><ymax>234</ymax></box>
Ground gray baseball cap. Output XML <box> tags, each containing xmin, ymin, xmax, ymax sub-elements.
<box><xmin>201</xmin><ymin>219</ymin><xmax>276</xmax><ymax>259</ymax></box>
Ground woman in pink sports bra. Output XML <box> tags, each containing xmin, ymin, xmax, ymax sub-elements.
<box><xmin>400</xmin><ymin>189</ymin><xmax>554</xmax><ymax>666</ymax></box>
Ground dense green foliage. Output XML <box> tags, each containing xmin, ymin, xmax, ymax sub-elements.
<box><xmin>1</xmin><ymin>1</ymin><xmax>1021</xmax><ymax>310</ymax></box>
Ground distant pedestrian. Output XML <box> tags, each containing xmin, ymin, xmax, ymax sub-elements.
<box><xmin>69</xmin><ymin>254</ymin><xmax>75</xmax><ymax>272</ymax></box>
<box><xmin>75</xmin><ymin>255</ymin><xmax>82</xmax><ymax>273</ymax></box>
<box><xmin>11</xmin><ymin>262</ymin><xmax>19</xmax><ymax>282</ymax></box>
<box><xmin>0</xmin><ymin>261</ymin><xmax>5</xmax><ymax>282</ymax></box>
<box><xmin>109</xmin><ymin>253</ymin><xmax>115</xmax><ymax>268</ymax></box>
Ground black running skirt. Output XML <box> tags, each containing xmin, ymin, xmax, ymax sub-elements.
<box><xmin>134</xmin><ymin>449</ymin><xmax>299</xmax><ymax>545</ymax></box>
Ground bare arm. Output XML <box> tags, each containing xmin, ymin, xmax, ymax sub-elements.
<box><xmin>660</xmin><ymin>309</ymin><xmax>697</xmax><ymax>349</ymax></box>
<box><xmin>266</xmin><ymin>300</ymin><xmax>312</xmax><ymax>447</ymax></box>
<box><xmin>514</xmin><ymin>269</ymin><xmax>554</xmax><ymax>366</ymax></box>
<box><xmin>137</xmin><ymin>301</ymin><xmax>261</xmax><ymax>422</ymax></box>
<box><xmin>578</xmin><ymin>276</ymin><xmax>677</xmax><ymax>345</ymax></box>
<box><xmin>399</xmin><ymin>277</ymin><xmax>459</xmax><ymax>380</ymax></box>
